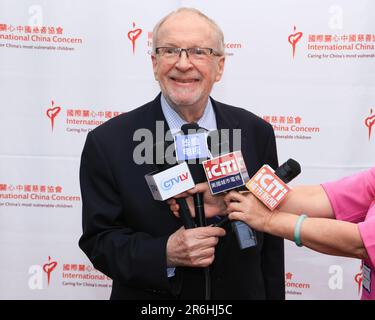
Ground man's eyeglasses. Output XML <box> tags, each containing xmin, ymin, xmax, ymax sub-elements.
<box><xmin>155</xmin><ymin>47</ymin><xmax>222</xmax><ymax>62</ymax></box>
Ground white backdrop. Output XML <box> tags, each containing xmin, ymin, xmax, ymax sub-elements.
<box><xmin>1</xmin><ymin>0</ymin><xmax>374</xmax><ymax>299</ymax></box>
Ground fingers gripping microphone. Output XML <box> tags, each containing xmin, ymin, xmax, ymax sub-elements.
<box><xmin>182</xmin><ymin>128</ymin><xmax>257</xmax><ymax>250</ymax></box>
<box><xmin>214</xmin><ymin>158</ymin><xmax>302</xmax><ymax>229</ymax></box>
<box><xmin>236</xmin><ymin>159</ymin><xmax>301</xmax><ymax>248</ymax></box>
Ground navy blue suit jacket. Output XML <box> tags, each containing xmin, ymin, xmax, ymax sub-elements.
<box><xmin>79</xmin><ymin>94</ymin><xmax>284</xmax><ymax>299</ymax></box>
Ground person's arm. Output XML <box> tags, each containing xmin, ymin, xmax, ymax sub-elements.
<box><xmin>167</xmin><ymin>181</ymin><xmax>335</xmax><ymax>223</ymax></box>
<box><xmin>226</xmin><ymin>191</ymin><xmax>369</xmax><ymax>260</ymax></box>
<box><xmin>277</xmin><ymin>185</ymin><xmax>335</xmax><ymax>219</ymax></box>
<box><xmin>268</xmin><ymin>212</ymin><xmax>368</xmax><ymax>260</ymax></box>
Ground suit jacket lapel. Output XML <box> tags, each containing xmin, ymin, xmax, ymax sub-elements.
<box><xmin>211</xmin><ymin>97</ymin><xmax>248</xmax><ymax>155</ymax></box>
<box><xmin>212</xmin><ymin>98</ymin><xmax>239</xmax><ymax>132</ymax></box>
<box><xmin>210</xmin><ymin>97</ymin><xmax>249</xmax><ymax>272</ymax></box>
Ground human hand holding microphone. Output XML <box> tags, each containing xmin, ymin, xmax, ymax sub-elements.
<box><xmin>168</xmin><ymin>158</ymin><xmax>301</xmax><ymax>241</ymax></box>
<box><xmin>144</xmin><ymin>140</ymin><xmax>225</xmax><ymax>269</ymax></box>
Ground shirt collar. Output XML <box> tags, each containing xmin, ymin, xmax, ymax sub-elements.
<box><xmin>160</xmin><ymin>94</ymin><xmax>217</xmax><ymax>136</ymax></box>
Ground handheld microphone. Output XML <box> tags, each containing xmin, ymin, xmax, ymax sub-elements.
<box><xmin>214</xmin><ymin>158</ymin><xmax>301</xmax><ymax>228</ymax></box>
<box><xmin>178</xmin><ymin>127</ymin><xmax>257</xmax><ymax>250</ymax></box>
<box><xmin>202</xmin><ymin>150</ymin><xmax>257</xmax><ymax>249</ymax></box>
<box><xmin>176</xmin><ymin>123</ymin><xmax>212</xmax><ymax>300</ymax></box>
<box><xmin>175</xmin><ymin>198</ymin><xmax>195</xmax><ymax>229</ymax></box>
<box><xmin>246</xmin><ymin>159</ymin><xmax>301</xmax><ymax>210</ymax></box>
<box><xmin>274</xmin><ymin>159</ymin><xmax>301</xmax><ymax>184</ymax></box>
<box><xmin>144</xmin><ymin>142</ymin><xmax>196</xmax><ymax>229</ymax></box>
<box><xmin>178</xmin><ymin>123</ymin><xmax>210</xmax><ymax>228</ymax></box>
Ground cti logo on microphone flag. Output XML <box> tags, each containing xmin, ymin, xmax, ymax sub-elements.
<box><xmin>246</xmin><ymin>165</ymin><xmax>290</xmax><ymax>210</ymax></box>
<box><xmin>203</xmin><ymin>151</ymin><xmax>248</xmax><ymax>194</ymax></box>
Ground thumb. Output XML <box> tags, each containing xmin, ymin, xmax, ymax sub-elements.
<box><xmin>187</xmin><ymin>182</ymin><xmax>209</xmax><ymax>195</ymax></box>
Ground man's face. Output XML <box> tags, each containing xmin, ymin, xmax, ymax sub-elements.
<box><xmin>152</xmin><ymin>12</ymin><xmax>225</xmax><ymax>111</ymax></box>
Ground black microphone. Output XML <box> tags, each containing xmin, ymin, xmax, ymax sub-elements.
<box><xmin>179</xmin><ymin>123</ymin><xmax>212</xmax><ymax>300</ymax></box>
<box><xmin>182</xmin><ymin>127</ymin><xmax>256</xmax><ymax>249</ymax></box>
<box><xmin>214</xmin><ymin>158</ymin><xmax>302</xmax><ymax>229</ymax></box>
<box><xmin>180</xmin><ymin>123</ymin><xmax>209</xmax><ymax>228</ymax></box>
<box><xmin>180</xmin><ymin>127</ymin><xmax>256</xmax><ymax>250</ymax></box>
<box><xmin>274</xmin><ymin>159</ymin><xmax>301</xmax><ymax>183</ymax></box>
<box><xmin>176</xmin><ymin>198</ymin><xmax>195</xmax><ymax>229</ymax></box>
<box><xmin>152</xmin><ymin>141</ymin><xmax>195</xmax><ymax>229</ymax></box>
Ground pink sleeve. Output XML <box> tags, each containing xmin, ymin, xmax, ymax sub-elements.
<box><xmin>321</xmin><ymin>168</ymin><xmax>375</xmax><ymax>223</ymax></box>
<box><xmin>358</xmin><ymin>217</ymin><xmax>375</xmax><ymax>267</ymax></box>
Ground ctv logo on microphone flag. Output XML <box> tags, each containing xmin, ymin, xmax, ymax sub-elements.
<box><xmin>203</xmin><ymin>151</ymin><xmax>249</xmax><ymax>194</ymax></box>
<box><xmin>144</xmin><ymin>162</ymin><xmax>195</xmax><ymax>201</ymax></box>
<box><xmin>246</xmin><ymin>165</ymin><xmax>290</xmax><ymax>210</ymax></box>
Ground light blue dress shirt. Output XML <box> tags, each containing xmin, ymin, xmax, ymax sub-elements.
<box><xmin>160</xmin><ymin>94</ymin><xmax>218</xmax><ymax>278</ymax></box>
<box><xmin>160</xmin><ymin>94</ymin><xmax>217</xmax><ymax>135</ymax></box>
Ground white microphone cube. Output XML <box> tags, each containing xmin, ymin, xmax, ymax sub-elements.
<box><xmin>145</xmin><ymin>162</ymin><xmax>195</xmax><ymax>201</ymax></box>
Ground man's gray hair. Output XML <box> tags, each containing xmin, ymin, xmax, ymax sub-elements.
<box><xmin>152</xmin><ymin>7</ymin><xmax>225</xmax><ymax>55</ymax></box>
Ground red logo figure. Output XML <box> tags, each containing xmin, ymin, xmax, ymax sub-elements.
<box><xmin>288</xmin><ymin>26</ymin><xmax>303</xmax><ymax>59</ymax></box>
<box><xmin>365</xmin><ymin>108</ymin><xmax>375</xmax><ymax>140</ymax></box>
<box><xmin>127</xmin><ymin>22</ymin><xmax>142</xmax><ymax>54</ymax></box>
<box><xmin>354</xmin><ymin>261</ymin><xmax>363</xmax><ymax>296</ymax></box>
<box><xmin>46</xmin><ymin>100</ymin><xmax>61</xmax><ymax>131</ymax></box>
<box><xmin>43</xmin><ymin>256</ymin><xmax>58</xmax><ymax>286</ymax></box>
<box><xmin>285</xmin><ymin>272</ymin><xmax>293</xmax><ymax>280</ymax></box>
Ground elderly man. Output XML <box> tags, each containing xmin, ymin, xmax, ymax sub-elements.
<box><xmin>79</xmin><ymin>7</ymin><xmax>284</xmax><ymax>300</ymax></box>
